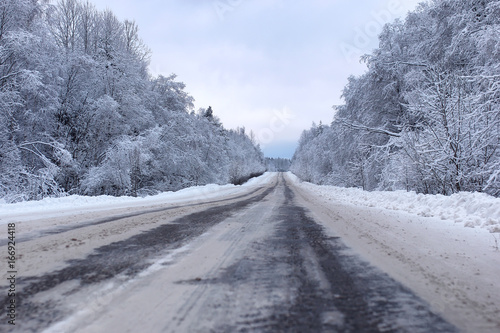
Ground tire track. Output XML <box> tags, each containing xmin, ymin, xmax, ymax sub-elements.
<box><xmin>6</xmin><ymin>174</ymin><xmax>459</xmax><ymax>332</ymax></box>
<box><xmin>0</xmin><ymin>186</ymin><xmax>267</xmax><ymax>247</ymax></box>
<box><xmin>173</xmin><ymin>176</ymin><xmax>457</xmax><ymax>332</ymax></box>
<box><xmin>0</xmin><ymin>183</ymin><xmax>276</xmax><ymax>333</ymax></box>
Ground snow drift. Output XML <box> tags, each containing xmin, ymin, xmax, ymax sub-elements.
<box><xmin>288</xmin><ymin>172</ymin><xmax>500</xmax><ymax>233</ymax></box>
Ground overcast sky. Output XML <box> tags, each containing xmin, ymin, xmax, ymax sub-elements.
<box><xmin>90</xmin><ymin>0</ymin><xmax>423</xmax><ymax>158</ymax></box>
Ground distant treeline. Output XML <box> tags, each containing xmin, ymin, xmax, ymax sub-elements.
<box><xmin>265</xmin><ymin>158</ymin><xmax>291</xmax><ymax>172</ymax></box>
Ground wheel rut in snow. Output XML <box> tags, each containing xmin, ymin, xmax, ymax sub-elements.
<box><xmin>0</xmin><ymin>186</ymin><xmax>267</xmax><ymax>247</ymax></box>
<box><xmin>177</xmin><ymin>179</ymin><xmax>457</xmax><ymax>332</ymax></box>
<box><xmin>0</xmin><ymin>183</ymin><xmax>276</xmax><ymax>333</ymax></box>
<box><xmin>2</xmin><ymin>175</ymin><xmax>458</xmax><ymax>333</ymax></box>
<box><xmin>269</xmin><ymin>184</ymin><xmax>457</xmax><ymax>332</ymax></box>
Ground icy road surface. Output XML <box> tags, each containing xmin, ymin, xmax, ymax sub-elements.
<box><xmin>1</xmin><ymin>173</ymin><xmax>499</xmax><ymax>332</ymax></box>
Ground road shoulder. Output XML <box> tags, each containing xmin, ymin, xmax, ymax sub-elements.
<box><xmin>286</xmin><ymin>173</ymin><xmax>500</xmax><ymax>333</ymax></box>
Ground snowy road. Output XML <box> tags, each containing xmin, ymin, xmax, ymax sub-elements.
<box><xmin>1</xmin><ymin>173</ymin><xmax>499</xmax><ymax>332</ymax></box>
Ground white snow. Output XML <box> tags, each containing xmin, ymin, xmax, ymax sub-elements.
<box><xmin>3</xmin><ymin>172</ymin><xmax>499</xmax><ymax>332</ymax></box>
<box><xmin>286</xmin><ymin>172</ymin><xmax>500</xmax><ymax>233</ymax></box>
<box><xmin>0</xmin><ymin>172</ymin><xmax>275</xmax><ymax>223</ymax></box>
<box><xmin>287</xmin><ymin>172</ymin><xmax>500</xmax><ymax>332</ymax></box>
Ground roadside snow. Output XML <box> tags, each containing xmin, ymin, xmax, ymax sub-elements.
<box><xmin>287</xmin><ymin>172</ymin><xmax>500</xmax><ymax>233</ymax></box>
<box><xmin>287</xmin><ymin>172</ymin><xmax>500</xmax><ymax>332</ymax></box>
<box><xmin>0</xmin><ymin>173</ymin><xmax>275</xmax><ymax>224</ymax></box>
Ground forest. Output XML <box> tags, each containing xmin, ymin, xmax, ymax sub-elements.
<box><xmin>0</xmin><ymin>0</ymin><xmax>265</xmax><ymax>202</ymax></box>
<box><xmin>292</xmin><ymin>0</ymin><xmax>500</xmax><ymax>196</ymax></box>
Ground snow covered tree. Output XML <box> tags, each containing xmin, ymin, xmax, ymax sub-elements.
<box><xmin>0</xmin><ymin>0</ymin><xmax>265</xmax><ymax>202</ymax></box>
<box><xmin>292</xmin><ymin>0</ymin><xmax>500</xmax><ymax>196</ymax></box>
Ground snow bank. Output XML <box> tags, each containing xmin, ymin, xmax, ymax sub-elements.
<box><xmin>0</xmin><ymin>173</ymin><xmax>274</xmax><ymax>221</ymax></box>
<box><xmin>288</xmin><ymin>172</ymin><xmax>500</xmax><ymax>233</ymax></box>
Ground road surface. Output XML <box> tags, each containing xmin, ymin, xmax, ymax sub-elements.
<box><xmin>0</xmin><ymin>173</ymin><xmax>465</xmax><ymax>332</ymax></box>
